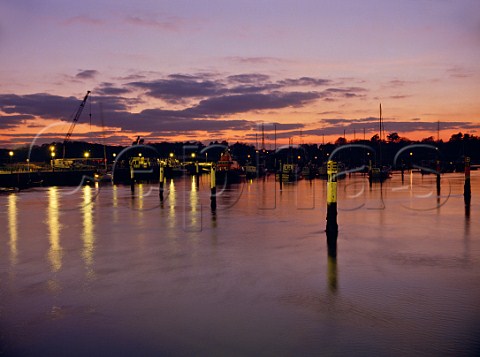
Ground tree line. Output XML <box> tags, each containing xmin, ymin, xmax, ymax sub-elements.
<box><xmin>1</xmin><ymin>132</ymin><xmax>478</xmax><ymax>170</ymax></box>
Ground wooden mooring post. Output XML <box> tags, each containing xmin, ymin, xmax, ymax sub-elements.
<box><xmin>159</xmin><ymin>163</ymin><xmax>165</xmax><ymax>201</ymax></box>
<box><xmin>436</xmin><ymin>159</ymin><xmax>441</xmax><ymax>197</ymax></box>
<box><xmin>464</xmin><ymin>157</ymin><xmax>471</xmax><ymax>208</ymax></box>
<box><xmin>210</xmin><ymin>164</ymin><xmax>217</xmax><ymax>211</ymax></box>
<box><xmin>279</xmin><ymin>160</ymin><xmax>283</xmax><ymax>191</ymax></box>
<box><xmin>326</xmin><ymin>160</ymin><xmax>338</xmax><ymax>257</ymax></box>
<box><xmin>130</xmin><ymin>162</ymin><xmax>135</xmax><ymax>194</ymax></box>
<box><xmin>195</xmin><ymin>161</ymin><xmax>200</xmax><ymax>187</ymax></box>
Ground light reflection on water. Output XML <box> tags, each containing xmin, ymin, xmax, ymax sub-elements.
<box><xmin>82</xmin><ymin>185</ymin><xmax>95</xmax><ymax>278</ymax></box>
<box><xmin>0</xmin><ymin>172</ymin><xmax>479</xmax><ymax>356</ymax></box>
<box><xmin>47</xmin><ymin>187</ymin><xmax>62</xmax><ymax>273</ymax></box>
<box><xmin>183</xmin><ymin>175</ymin><xmax>202</xmax><ymax>233</ymax></box>
<box><xmin>8</xmin><ymin>194</ymin><xmax>18</xmax><ymax>267</ymax></box>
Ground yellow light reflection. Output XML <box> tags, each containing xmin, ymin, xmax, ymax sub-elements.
<box><xmin>113</xmin><ymin>184</ymin><xmax>118</xmax><ymax>207</ymax></box>
<box><xmin>47</xmin><ymin>187</ymin><xmax>62</xmax><ymax>272</ymax></box>
<box><xmin>112</xmin><ymin>184</ymin><xmax>119</xmax><ymax>223</ymax></box>
<box><xmin>191</xmin><ymin>175</ymin><xmax>198</xmax><ymax>210</ymax></box>
<box><xmin>187</xmin><ymin>175</ymin><xmax>200</xmax><ymax>230</ymax></box>
<box><xmin>82</xmin><ymin>186</ymin><xmax>95</xmax><ymax>276</ymax></box>
<box><xmin>169</xmin><ymin>179</ymin><xmax>176</xmax><ymax>228</ymax></box>
<box><xmin>137</xmin><ymin>183</ymin><xmax>144</xmax><ymax>212</ymax></box>
<box><xmin>8</xmin><ymin>194</ymin><xmax>18</xmax><ymax>267</ymax></box>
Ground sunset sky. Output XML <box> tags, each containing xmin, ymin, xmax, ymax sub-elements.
<box><xmin>1</xmin><ymin>0</ymin><xmax>479</xmax><ymax>149</ymax></box>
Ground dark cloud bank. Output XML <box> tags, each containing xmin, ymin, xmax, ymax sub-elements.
<box><xmin>0</xmin><ymin>72</ymin><xmax>476</xmax><ymax>145</ymax></box>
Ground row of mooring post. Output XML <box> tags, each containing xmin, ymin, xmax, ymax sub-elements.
<box><xmin>128</xmin><ymin>159</ymin><xmax>217</xmax><ymax>211</ymax></box>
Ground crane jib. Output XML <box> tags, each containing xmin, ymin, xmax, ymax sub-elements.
<box><xmin>63</xmin><ymin>90</ymin><xmax>91</xmax><ymax>159</ymax></box>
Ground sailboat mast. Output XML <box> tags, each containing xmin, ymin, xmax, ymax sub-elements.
<box><xmin>379</xmin><ymin>103</ymin><xmax>382</xmax><ymax>141</ymax></box>
<box><xmin>437</xmin><ymin>120</ymin><xmax>440</xmax><ymax>143</ymax></box>
<box><xmin>261</xmin><ymin>123</ymin><xmax>265</xmax><ymax>150</ymax></box>
<box><xmin>379</xmin><ymin>103</ymin><xmax>382</xmax><ymax>166</ymax></box>
<box><xmin>274</xmin><ymin>124</ymin><xmax>277</xmax><ymax>151</ymax></box>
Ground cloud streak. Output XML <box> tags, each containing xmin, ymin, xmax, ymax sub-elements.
<box><xmin>76</xmin><ymin>70</ymin><xmax>99</xmax><ymax>79</ymax></box>
<box><xmin>125</xmin><ymin>14</ymin><xmax>186</xmax><ymax>32</ymax></box>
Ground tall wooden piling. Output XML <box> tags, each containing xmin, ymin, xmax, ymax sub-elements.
<box><xmin>464</xmin><ymin>156</ymin><xmax>471</xmax><ymax>207</ymax></box>
<box><xmin>195</xmin><ymin>161</ymin><xmax>200</xmax><ymax>187</ymax></box>
<box><xmin>159</xmin><ymin>163</ymin><xmax>165</xmax><ymax>201</ymax></box>
<box><xmin>210</xmin><ymin>164</ymin><xmax>217</xmax><ymax>211</ymax></box>
<box><xmin>368</xmin><ymin>159</ymin><xmax>373</xmax><ymax>188</ymax></box>
<box><xmin>401</xmin><ymin>160</ymin><xmax>405</xmax><ymax>184</ymax></box>
<box><xmin>130</xmin><ymin>162</ymin><xmax>135</xmax><ymax>194</ymax></box>
<box><xmin>279</xmin><ymin>160</ymin><xmax>283</xmax><ymax>191</ymax></box>
<box><xmin>436</xmin><ymin>159</ymin><xmax>441</xmax><ymax>197</ymax></box>
<box><xmin>326</xmin><ymin>160</ymin><xmax>338</xmax><ymax>257</ymax></box>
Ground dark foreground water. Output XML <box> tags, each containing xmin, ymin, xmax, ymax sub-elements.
<box><xmin>1</xmin><ymin>172</ymin><xmax>479</xmax><ymax>356</ymax></box>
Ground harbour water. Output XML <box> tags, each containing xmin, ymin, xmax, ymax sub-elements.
<box><xmin>1</xmin><ymin>172</ymin><xmax>479</xmax><ymax>356</ymax></box>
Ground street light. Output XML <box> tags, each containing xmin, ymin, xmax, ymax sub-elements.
<box><xmin>191</xmin><ymin>152</ymin><xmax>196</xmax><ymax>159</ymax></box>
<box><xmin>8</xmin><ymin>151</ymin><xmax>14</xmax><ymax>172</ymax></box>
<box><xmin>84</xmin><ymin>152</ymin><xmax>90</xmax><ymax>158</ymax></box>
<box><xmin>169</xmin><ymin>152</ymin><xmax>174</xmax><ymax>158</ymax></box>
<box><xmin>51</xmin><ymin>151</ymin><xmax>56</xmax><ymax>170</ymax></box>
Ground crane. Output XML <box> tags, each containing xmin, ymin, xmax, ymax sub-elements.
<box><xmin>63</xmin><ymin>90</ymin><xmax>91</xmax><ymax>159</ymax></box>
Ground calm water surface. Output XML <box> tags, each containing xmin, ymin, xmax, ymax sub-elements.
<box><xmin>1</xmin><ymin>172</ymin><xmax>479</xmax><ymax>356</ymax></box>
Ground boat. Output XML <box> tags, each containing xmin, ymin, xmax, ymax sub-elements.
<box><xmin>0</xmin><ymin>187</ymin><xmax>19</xmax><ymax>194</ymax></box>
<box><xmin>318</xmin><ymin>163</ymin><xmax>328</xmax><ymax>179</ymax></box>
<box><xmin>215</xmin><ymin>150</ymin><xmax>245</xmax><ymax>184</ymax></box>
<box><xmin>368</xmin><ymin>103</ymin><xmax>391</xmax><ymax>182</ymax></box>
<box><xmin>276</xmin><ymin>163</ymin><xmax>301</xmax><ymax>182</ymax></box>
<box><xmin>368</xmin><ymin>166</ymin><xmax>391</xmax><ymax>181</ymax></box>
<box><xmin>25</xmin><ymin>178</ymin><xmax>44</xmax><ymax>187</ymax></box>
<box><xmin>301</xmin><ymin>163</ymin><xmax>318</xmax><ymax>180</ymax></box>
<box><xmin>94</xmin><ymin>170</ymin><xmax>113</xmax><ymax>183</ymax></box>
<box><xmin>162</xmin><ymin>157</ymin><xmax>185</xmax><ymax>178</ymax></box>
<box><xmin>244</xmin><ymin>161</ymin><xmax>266</xmax><ymax>179</ymax></box>
<box><xmin>318</xmin><ymin>161</ymin><xmax>346</xmax><ymax>180</ymax></box>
